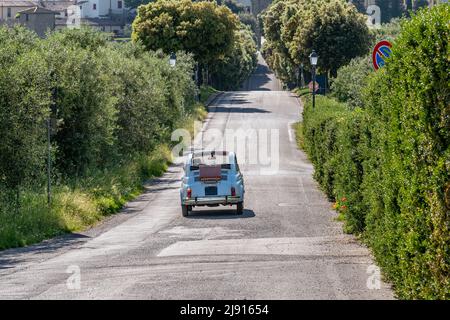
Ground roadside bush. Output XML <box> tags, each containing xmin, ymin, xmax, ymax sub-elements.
<box><xmin>362</xmin><ymin>5</ymin><xmax>450</xmax><ymax>299</ymax></box>
<box><xmin>301</xmin><ymin>5</ymin><xmax>450</xmax><ymax>299</ymax></box>
<box><xmin>330</xmin><ymin>56</ymin><xmax>372</xmax><ymax>109</ymax></box>
<box><xmin>330</xmin><ymin>19</ymin><xmax>403</xmax><ymax>109</ymax></box>
<box><xmin>0</xmin><ymin>26</ymin><xmax>205</xmax><ymax>250</ymax></box>
<box><xmin>211</xmin><ymin>24</ymin><xmax>257</xmax><ymax>90</ymax></box>
<box><xmin>0</xmin><ymin>26</ymin><xmax>50</xmax><ymax>194</ymax></box>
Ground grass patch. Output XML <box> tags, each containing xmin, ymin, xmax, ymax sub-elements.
<box><xmin>293</xmin><ymin>122</ymin><xmax>305</xmax><ymax>150</ymax></box>
<box><xmin>293</xmin><ymin>87</ymin><xmax>311</xmax><ymax>97</ymax></box>
<box><xmin>0</xmin><ymin>145</ymin><xmax>172</xmax><ymax>250</ymax></box>
<box><xmin>199</xmin><ymin>85</ymin><xmax>219</xmax><ymax>104</ymax></box>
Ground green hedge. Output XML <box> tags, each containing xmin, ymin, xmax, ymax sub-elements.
<box><xmin>302</xmin><ymin>5</ymin><xmax>449</xmax><ymax>299</ymax></box>
<box><xmin>302</xmin><ymin>96</ymin><xmax>368</xmax><ymax>233</ymax></box>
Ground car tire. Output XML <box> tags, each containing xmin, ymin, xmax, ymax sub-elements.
<box><xmin>236</xmin><ymin>202</ymin><xmax>244</xmax><ymax>215</ymax></box>
<box><xmin>182</xmin><ymin>205</ymin><xmax>189</xmax><ymax>217</ymax></box>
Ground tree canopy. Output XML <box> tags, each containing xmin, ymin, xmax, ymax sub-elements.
<box><xmin>262</xmin><ymin>0</ymin><xmax>370</xmax><ymax>83</ymax></box>
<box><xmin>132</xmin><ymin>0</ymin><xmax>239</xmax><ymax>65</ymax></box>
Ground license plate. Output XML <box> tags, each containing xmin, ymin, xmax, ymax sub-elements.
<box><xmin>205</xmin><ymin>186</ymin><xmax>218</xmax><ymax>196</ymax></box>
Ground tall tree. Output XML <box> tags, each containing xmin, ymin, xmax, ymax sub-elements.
<box><xmin>262</xmin><ymin>0</ymin><xmax>370</xmax><ymax>84</ymax></box>
<box><xmin>132</xmin><ymin>0</ymin><xmax>239</xmax><ymax>65</ymax></box>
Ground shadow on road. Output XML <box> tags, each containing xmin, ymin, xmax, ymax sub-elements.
<box><xmin>187</xmin><ymin>209</ymin><xmax>255</xmax><ymax>220</ymax></box>
<box><xmin>240</xmin><ymin>54</ymin><xmax>280</xmax><ymax>91</ymax></box>
<box><xmin>0</xmin><ymin>233</ymin><xmax>90</xmax><ymax>269</ymax></box>
<box><xmin>212</xmin><ymin>106</ymin><xmax>271</xmax><ymax>114</ymax></box>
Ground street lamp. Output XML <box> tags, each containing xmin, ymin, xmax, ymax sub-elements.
<box><xmin>309</xmin><ymin>50</ymin><xmax>318</xmax><ymax>109</ymax></box>
<box><xmin>169</xmin><ymin>52</ymin><xmax>176</xmax><ymax>67</ymax></box>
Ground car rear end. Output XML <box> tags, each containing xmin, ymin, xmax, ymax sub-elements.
<box><xmin>180</xmin><ymin>151</ymin><xmax>244</xmax><ymax>216</ymax></box>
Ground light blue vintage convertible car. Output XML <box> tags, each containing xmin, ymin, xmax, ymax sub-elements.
<box><xmin>180</xmin><ymin>150</ymin><xmax>245</xmax><ymax>217</ymax></box>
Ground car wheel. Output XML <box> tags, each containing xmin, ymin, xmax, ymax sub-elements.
<box><xmin>236</xmin><ymin>202</ymin><xmax>244</xmax><ymax>215</ymax></box>
<box><xmin>182</xmin><ymin>205</ymin><xmax>189</xmax><ymax>217</ymax></box>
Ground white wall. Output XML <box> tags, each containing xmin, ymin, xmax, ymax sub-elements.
<box><xmin>80</xmin><ymin>0</ymin><xmax>100</xmax><ymax>18</ymax></box>
<box><xmin>74</xmin><ymin>0</ymin><xmax>126</xmax><ymax>18</ymax></box>
<box><xmin>98</xmin><ymin>0</ymin><xmax>124</xmax><ymax>16</ymax></box>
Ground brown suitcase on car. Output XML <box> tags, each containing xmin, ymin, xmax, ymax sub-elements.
<box><xmin>199</xmin><ymin>165</ymin><xmax>221</xmax><ymax>181</ymax></box>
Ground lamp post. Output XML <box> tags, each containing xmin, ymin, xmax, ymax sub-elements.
<box><xmin>309</xmin><ymin>50</ymin><xmax>318</xmax><ymax>109</ymax></box>
<box><xmin>169</xmin><ymin>52</ymin><xmax>176</xmax><ymax>67</ymax></box>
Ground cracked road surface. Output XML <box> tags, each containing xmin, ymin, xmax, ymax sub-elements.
<box><xmin>0</xmin><ymin>54</ymin><xmax>394</xmax><ymax>300</ymax></box>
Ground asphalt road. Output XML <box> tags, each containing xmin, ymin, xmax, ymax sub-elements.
<box><xmin>0</xmin><ymin>54</ymin><xmax>394</xmax><ymax>300</ymax></box>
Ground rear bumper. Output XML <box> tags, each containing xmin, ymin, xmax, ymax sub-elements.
<box><xmin>182</xmin><ymin>196</ymin><xmax>242</xmax><ymax>206</ymax></box>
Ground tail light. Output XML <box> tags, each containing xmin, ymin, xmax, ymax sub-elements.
<box><xmin>231</xmin><ymin>187</ymin><xmax>236</xmax><ymax>197</ymax></box>
<box><xmin>187</xmin><ymin>188</ymin><xmax>192</xmax><ymax>198</ymax></box>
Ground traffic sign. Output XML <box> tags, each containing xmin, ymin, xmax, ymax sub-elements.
<box><xmin>308</xmin><ymin>81</ymin><xmax>319</xmax><ymax>93</ymax></box>
<box><xmin>372</xmin><ymin>40</ymin><xmax>392</xmax><ymax>70</ymax></box>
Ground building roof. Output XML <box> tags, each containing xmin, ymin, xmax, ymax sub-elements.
<box><xmin>39</xmin><ymin>1</ymin><xmax>78</xmax><ymax>12</ymax></box>
<box><xmin>18</xmin><ymin>6</ymin><xmax>57</xmax><ymax>14</ymax></box>
<box><xmin>0</xmin><ymin>0</ymin><xmax>38</xmax><ymax>7</ymax></box>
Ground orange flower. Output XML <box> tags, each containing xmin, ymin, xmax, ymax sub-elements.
<box><xmin>341</xmin><ymin>197</ymin><xmax>347</xmax><ymax>202</ymax></box>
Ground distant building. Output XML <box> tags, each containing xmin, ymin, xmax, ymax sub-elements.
<box><xmin>0</xmin><ymin>0</ymin><xmax>38</xmax><ymax>21</ymax></box>
<box><xmin>41</xmin><ymin>0</ymin><xmax>128</xmax><ymax>35</ymax></box>
<box><xmin>17</xmin><ymin>6</ymin><xmax>56</xmax><ymax>37</ymax></box>
<box><xmin>0</xmin><ymin>0</ymin><xmax>129</xmax><ymax>36</ymax></box>
<box><xmin>0</xmin><ymin>1</ymin><xmax>57</xmax><ymax>37</ymax></box>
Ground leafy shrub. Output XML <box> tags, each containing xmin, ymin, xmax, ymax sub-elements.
<box><xmin>301</xmin><ymin>5</ymin><xmax>450</xmax><ymax>299</ymax></box>
<box><xmin>0</xmin><ymin>26</ymin><xmax>50</xmax><ymax>192</ymax></box>
<box><xmin>330</xmin><ymin>19</ymin><xmax>403</xmax><ymax>109</ymax></box>
<box><xmin>362</xmin><ymin>5</ymin><xmax>450</xmax><ymax>299</ymax></box>
<box><xmin>331</xmin><ymin>56</ymin><xmax>372</xmax><ymax>109</ymax></box>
